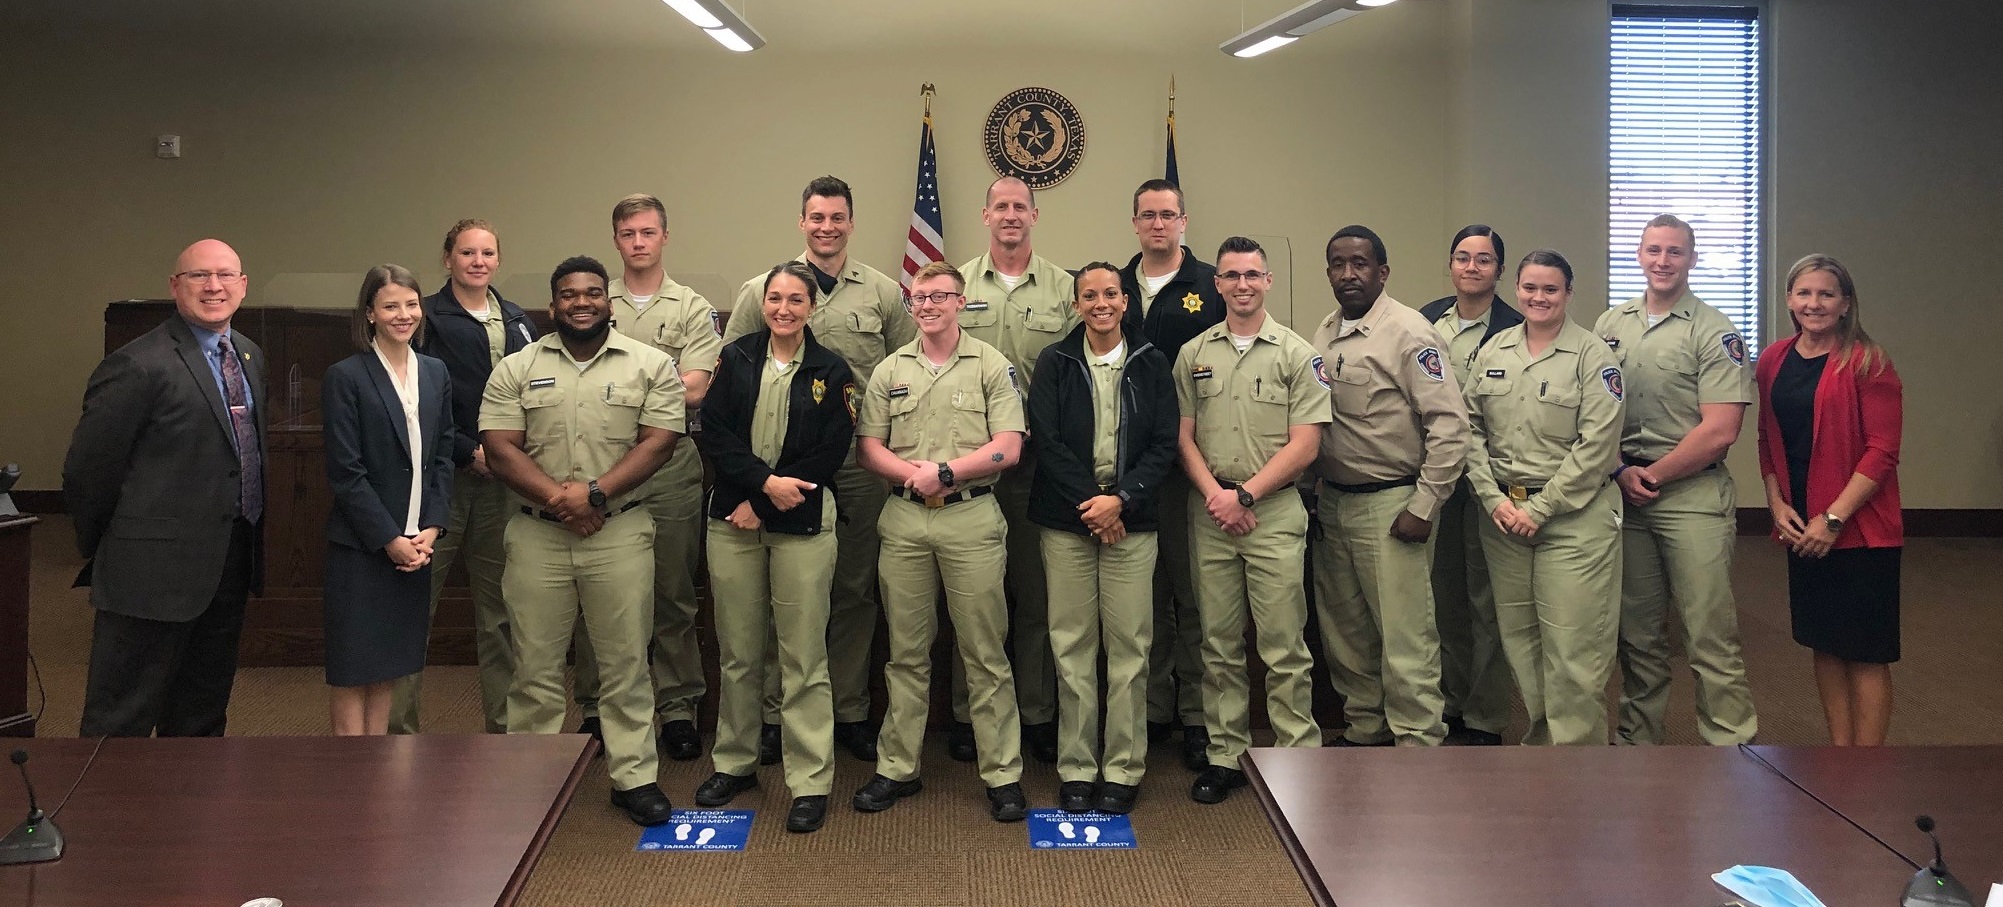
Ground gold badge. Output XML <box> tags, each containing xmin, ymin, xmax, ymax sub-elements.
<box><xmin>1182</xmin><ymin>292</ymin><xmax>1203</xmax><ymax>314</ymax></box>
<box><xmin>811</xmin><ymin>378</ymin><xmax>826</xmax><ymax>405</ymax></box>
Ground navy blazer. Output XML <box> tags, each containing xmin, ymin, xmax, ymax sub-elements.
<box><xmin>321</xmin><ymin>351</ymin><xmax>455</xmax><ymax>552</ymax></box>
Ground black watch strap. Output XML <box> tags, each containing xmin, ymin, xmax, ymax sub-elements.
<box><xmin>1236</xmin><ymin>487</ymin><xmax>1255</xmax><ymax>508</ymax></box>
<box><xmin>587</xmin><ymin>479</ymin><xmax>607</xmax><ymax>508</ymax></box>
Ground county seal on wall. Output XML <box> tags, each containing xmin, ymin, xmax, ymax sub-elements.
<box><xmin>984</xmin><ymin>87</ymin><xmax>1086</xmax><ymax>189</ymax></box>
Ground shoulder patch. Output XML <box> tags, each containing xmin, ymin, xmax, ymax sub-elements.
<box><xmin>843</xmin><ymin>383</ymin><xmax>858</xmax><ymax>420</ymax></box>
<box><xmin>1311</xmin><ymin>355</ymin><xmax>1332</xmax><ymax>389</ymax></box>
<box><xmin>1721</xmin><ymin>332</ymin><xmax>1746</xmax><ymax>366</ymax></box>
<box><xmin>710</xmin><ymin>310</ymin><xmax>724</xmax><ymax>337</ymax></box>
<box><xmin>527</xmin><ymin>377</ymin><xmax>557</xmax><ymax>389</ymax></box>
<box><xmin>1600</xmin><ymin>366</ymin><xmax>1624</xmax><ymax>402</ymax></box>
<box><xmin>1416</xmin><ymin>347</ymin><xmax>1445</xmax><ymax>382</ymax></box>
<box><xmin>1005</xmin><ymin>364</ymin><xmax>1019</xmax><ymax>389</ymax></box>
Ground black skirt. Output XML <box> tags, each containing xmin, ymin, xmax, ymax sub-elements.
<box><xmin>1787</xmin><ymin>545</ymin><xmax>1901</xmax><ymax>664</ymax></box>
<box><xmin>323</xmin><ymin>542</ymin><xmax>432</xmax><ymax>687</ymax></box>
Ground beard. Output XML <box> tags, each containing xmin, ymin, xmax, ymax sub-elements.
<box><xmin>555</xmin><ymin>318</ymin><xmax>611</xmax><ymax>345</ymax></box>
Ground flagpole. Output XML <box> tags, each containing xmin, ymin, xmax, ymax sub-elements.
<box><xmin>921</xmin><ymin>82</ymin><xmax>934</xmax><ymax>121</ymax></box>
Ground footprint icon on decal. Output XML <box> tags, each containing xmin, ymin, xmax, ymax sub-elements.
<box><xmin>1058</xmin><ymin>821</ymin><xmax>1075</xmax><ymax>839</ymax></box>
<box><xmin>675</xmin><ymin>823</ymin><xmax>693</xmax><ymax>841</ymax></box>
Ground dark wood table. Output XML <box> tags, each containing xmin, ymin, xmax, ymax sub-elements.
<box><xmin>0</xmin><ymin>734</ymin><xmax>592</xmax><ymax>906</ymax></box>
<box><xmin>1749</xmin><ymin>745</ymin><xmax>2003</xmax><ymax>892</ymax></box>
<box><xmin>1243</xmin><ymin>745</ymin><xmax>1916</xmax><ymax>907</ymax></box>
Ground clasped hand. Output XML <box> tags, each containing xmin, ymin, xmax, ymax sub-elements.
<box><xmin>548</xmin><ymin>481</ymin><xmax>604</xmax><ymax>538</ymax></box>
<box><xmin>385</xmin><ymin>527</ymin><xmax>440</xmax><ymax>571</ymax></box>
<box><xmin>1204</xmin><ymin>487</ymin><xmax>1257</xmax><ymax>537</ymax></box>
<box><xmin>1491</xmin><ymin>500</ymin><xmax>1540</xmax><ymax>537</ymax></box>
<box><xmin>1078</xmin><ymin>493</ymin><xmax>1125</xmax><ymax>545</ymax></box>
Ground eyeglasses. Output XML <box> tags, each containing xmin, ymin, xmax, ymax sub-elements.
<box><xmin>1451</xmin><ymin>253</ymin><xmax>1499</xmax><ymax>268</ymax></box>
<box><xmin>1217</xmin><ymin>270</ymin><xmax>1269</xmax><ymax>283</ymax></box>
<box><xmin>176</xmin><ymin>270</ymin><xmax>244</xmax><ymax>284</ymax></box>
<box><xmin>907</xmin><ymin>291</ymin><xmax>963</xmax><ymax>307</ymax></box>
<box><xmin>1133</xmin><ymin>211</ymin><xmax>1184</xmax><ymax>224</ymax></box>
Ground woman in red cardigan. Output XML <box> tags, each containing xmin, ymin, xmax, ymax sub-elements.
<box><xmin>1756</xmin><ymin>253</ymin><xmax>1903</xmax><ymax>746</ymax></box>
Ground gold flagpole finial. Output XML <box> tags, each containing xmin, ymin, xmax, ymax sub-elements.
<box><xmin>921</xmin><ymin>82</ymin><xmax>935</xmax><ymax>118</ymax></box>
<box><xmin>1169</xmin><ymin>74</ymin><xmax>1176</xmax><ymax>115</ymax></box>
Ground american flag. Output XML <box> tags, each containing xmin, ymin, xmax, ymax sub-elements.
<box><xmin>901</xmin><ymin>113</ymin><xmax>945</xmax><ymax>293</ymax></box>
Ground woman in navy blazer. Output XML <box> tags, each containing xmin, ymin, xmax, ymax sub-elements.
<box><xmin>321</xmin><ymin>264</ymin><xmax>455</xmax><ymax>735</ymax></box>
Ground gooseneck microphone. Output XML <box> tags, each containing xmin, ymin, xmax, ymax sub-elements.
<box><xmin>1900</xmin><ymin>815</ymin><xmax>1975</xmax><ymax>907</ymax></box>
<box><xmin>0</xmin><ymin>749</ymin><xmax>65</xmax><ymax>865</ymax></box>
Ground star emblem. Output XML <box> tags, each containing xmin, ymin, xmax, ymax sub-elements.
<box><xmin>1021</xmin><ymin>120</ymin><xmax>1051</xmax><ymax>153</ymax></box>
<box><xmin>1182</xmin><ymin>292</ymin><xmax>1203</xmax><ymax>314</ymax></box>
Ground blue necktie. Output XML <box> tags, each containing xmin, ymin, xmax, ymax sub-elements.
<box><xmin>219</xmin><ymin>337</ymin><xmax>263</xmax><ymax>524</ymax></box>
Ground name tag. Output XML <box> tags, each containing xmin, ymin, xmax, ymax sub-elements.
<box><xmin>965</xmin><ymin>300</ymin><xmax>990</xmax><ymax>312</ymax></box>
<box><xmin>1191</xmin><ymin>366</ymin><xmax>1214</xmax><ymax>381</ymax></box>
<box><xmin>528</xmin><ymin>377</ymin><xmax>558</xmax><ymax>389</ymax></box>
<box><xmin>888</xmin><ymin>384</ymin><xmax>910</xmax><ymax>399</ymax></box>
<box><xmin>1484</xmin><ymin>369</ymin><xmax>1506</xmax><ymax>379</ymax></box>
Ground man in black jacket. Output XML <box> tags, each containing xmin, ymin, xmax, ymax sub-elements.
<box><xmin>1118</xmin><ymin>179</ymin><xmax>1225</xmax><ymax>769</ymax></box>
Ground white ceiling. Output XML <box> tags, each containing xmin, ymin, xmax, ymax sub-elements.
<box><xmin>3</xmin><ymin>0</ymin><xmax>1415</xmax><ymax>53</ymax></box>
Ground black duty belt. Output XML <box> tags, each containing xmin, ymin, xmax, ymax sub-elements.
<box><xmin>1323</xmin><ymin>476</ymin><xmax>1419</xmax><ymax>495</ymax></box>
<box><xmin>1497</xmin><ymin>483</ymin><xmax>1545</xmax><ymax>502</ymax></box>
<box><xmin>902</xmin><ymin>485</ymin><xmax>994</xmax><ymax>509</ymax></box>
<box><xmin>521</xmin><ymin>500</ymin><xmax>643</xmax><ymax>523</ymax></box>
<box><xmin>1622</xmin><ymin>454</ymin><xmax>1719</xmax><ymax>473</ymax></box>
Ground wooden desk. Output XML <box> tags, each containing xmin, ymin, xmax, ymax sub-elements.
<box><xmin>1750</xmin><ymin>745</ymin><xmax>2003</xmax><ymax>890</ymax></box>
<box><xmin>0</xmin><ymin>734</ymin><xmax>592</xmax><ymax>907</ymax></box>
<box><xmin>0</xmin><ymin>516</ymin><xmax>35</xmax><ymax>736</ymax></box>
<box><xmin>1242</xmin><ymin>745</ymin><xmax>1913</xmax><ymax>907</ymax></box>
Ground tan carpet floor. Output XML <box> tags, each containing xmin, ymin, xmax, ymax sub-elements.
<box><xmin>18</xmin><ymin>515</ymin><xmax>2003</xmax><ymax>906</ymax></box>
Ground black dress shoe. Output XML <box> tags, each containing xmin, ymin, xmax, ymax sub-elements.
<box><xmin>694</xmin><ymin>771</ymin><xmax>757</xmax><ymax>807</ymax></box>
<box><xmin>1444</xmin><ymin>712</ymin><xmax>1469</xmax><ymax>735</ymax></box>
<box><xmin>1095</xmin><ymin>782</ymin><xmax>1139</xmax><ymax>814</ymax></box>
<box><xmin>758</xmin><ymin>723</ymin><xmax>782</xmax><ymax>766</ymax></box>
<box><xmin>661</xmin><ymin>719</ymin><xmax>702</xmax><ymax>761</ymax></box>
<box><xmin>947</xmin><ymin>721</ymin><xmax>977</xmax><ymax>763</ymax></box>
<box><xmin>852</xmin><ymin>774</ymin><xmax>923</xmax><ymax>812</ymax></box>
<box><xmin>1442</xmin><ymin>727</ymin><xmax>1504</xmax><ymax>747</ymax></box>
<box><xmin>610</xmin><ymin>782</ymin><xmax>675</xmax><ymax>826</ymax></box>
<box><xmin>1147</xmin><ymin>721</ymin><xmax>1174</xmax><ymax>744</ymax></box>
<box><xmin>1325</xmin><ymin>734</ymin><xmax>1394</xmax><ymax>747</ymax></box>
<box><xmin>986</xmin><ymin>782</ymin><xmax>1028</xmax><ymax>822</ymax></box>
<box><xmin>786</xmin><ymin>795</ymin><xmax>828</xmax><ymax>833</ymax></box>
<box><xmin>833</xmin><ymin>721</ymin><xmax>879</xmax><ymax>761</ymax></box>
<box><xmin>1180</xmin><ymin>725</ymin><xmax>1211</xmax><ymax>771</ymax></box>
<box><xmin>1058</xmin><ymin>780</ymin><xmax>1095</xmax><ymax>814</ymax></box>
<box><xmin>1190</xmin><ymin>766</ymin><xmax>1247</xmax><ymax>804</ymax></box>
<box><xmin>576</xmin><ymin>716</ymin><xmax>604</xmax><ymax>756</ymax></box>
<box><xmin>1023</xmin><ymin>721</ymin><xmax>1059</xmax><ymax>765</ymax></box>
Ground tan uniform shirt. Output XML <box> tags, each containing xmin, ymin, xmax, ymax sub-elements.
<box><xmin>751</xmin><ymin>353</ymin><xmax>795</xmax><ymax>465</ymax></box>
<box><xmin>958</xmin><ymin>251</ymin><xmax>1076</xmax><ymax>388</ymax></box>
<box><xmin>1311</xmin><ymin>294</ymin><xmax>1471</xmax><ymax>521</ymax></box>
<box><xmin>1461</xmin><ymin>319</ymin><xmax>1624</xmax><ymax>525</ymax></box>
<box><xmin>479</xmin><ymin>330</ymin><xmax>686</xmax><ymax>511</ymax></box>
<box><xmin>857</xmin><ymin>331</ymin><xmax>1026</xmax><ymax>490</ymax></box>
<box><xmin>726</xmin><ymin>255</ymin><xmax>913</xmax><ymax>389</ymax></box>
<box><xmin>1592</xmin><ymin>291</ymin><xmax>1752</xmax><ymax>462</ymax></box>
<box><xmin>1173</xmin><ymin>313</ymin><xmax>1332</xmax><ymax>484</ymax></box>
<box><xmin>1432</xmin><ymin>304</ymin><xmax>1492</xmax><ymax>387</ymax></box>
<box><xmin>1088</xmin><ymin>344</ymin><xmax>1126</xmax><ymax>484</ymax></box>
<box><xmin>610</xmin><ymin>275</ymin><xmax>723</xmax><ymax>376</ymax></box>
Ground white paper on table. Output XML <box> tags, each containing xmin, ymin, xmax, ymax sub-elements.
<box><xmin>1983</xmin><ymin>882</ymin><xmax>2001</xmax><ymax>907</ymax></box>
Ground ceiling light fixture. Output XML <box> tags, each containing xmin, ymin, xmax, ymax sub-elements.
<box><xmin>1219</xmin><ymin>0</ymin><xmax>1398</xmax><ymax>58</ymax></box>
<box><xmin>662</xmin><ymin>0</ymin><xmax>765</xmax><ymax>52</ymax></box>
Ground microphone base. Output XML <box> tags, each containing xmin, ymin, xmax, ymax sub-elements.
<box><xmin>0</xmin><ymin>815</ymin><xmax>62</xmax><ymax>865</ymax></box>
<box><xmin>1902</xmin><ymin>866</ymin><xmax>1976</xmax><ymax>907</ymax></box>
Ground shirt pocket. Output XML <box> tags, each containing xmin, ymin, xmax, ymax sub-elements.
<box><xmin>1534</xmin><ymin>382</ymin><xmax>1582</xmax><ymax>441</ymax></box>
<box><xmin>1251</xmin><ymin>370</ymin><xmax>1293</xmax><ymax>445</ymax></box>
<box><xmin>820</xmin><ymin>309</ymin><xmax>888</xmax><ymax>368</ymax></box>
<box><xmin>1022</xmin><ymin>308</ymin><xmax>1069</xmax><ymax>341</ymax></box>
<box><xmin>951</xmin><ymin>389</ymin><xmax>991</xmax><ymax>449</ymax></box>
<box><xmin>653</xmin><ymin>321</ymin><xmax>690</xmax><ymax>359</ymax></box>
<box><xmin>601</xmin><ymin>384</ymin><xmax>647</xmax><ymax>442</ymax></box>
<box><xmin>960</xmin><ymin>300</ymin><xmax>1000</xmax><ymax>329</ymax></box>
<box><xmin>887</xmin><ymin>393</ymin><xmax>923</xmax><ymax>456</ymax></box>
<box><xmin>1332</xmin><ymin>366</ymin><xmax>1376</xmax><ymax>418</ymax></box>
<box><xmin>521</xmin><ymin>386</ymin><xmax>567</xmax><ymax>447</ymax></box>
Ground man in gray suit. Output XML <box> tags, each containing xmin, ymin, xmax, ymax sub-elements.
<box><xmin>64</xmin><ymin>238</ymin><xmax>267</xmax><ymax>737</ymax></box>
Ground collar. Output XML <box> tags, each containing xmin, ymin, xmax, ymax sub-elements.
<box><xmin>899</xmin><ymin>328</ymin><xmax>980</xmax><ymax>362</ymax></box>
<box><xmin>611</xmin><ymin>273</ymin><xmax>685</xmax><ymax>305</ymax></box>
<box><xmin>796</xmin><ymin>252</ymin><xmax>863</xmax><ymax>285</ymax></box>
<box><xmin>1320</xmin><ymin>294</ymin><xmax>1400</xmax><ymax>337</ymax></box>
<box><xmin>535</xmin><ymin>325</ymin><xmax>637</xmax><ymax>363</ymax></box>
<box><xmin>180</xmin><ymin>316</ymin><xmax>232</xmax><ymax>353</ymax></box>
<box><xmin>975</xmin><ymin>250</ymin><xmax>1053</xmax><ymax>286</ymax></box>
<box><xmin>1204</xmin><ymin>311</ymin><xmax>1280</xmax><ymax>345</ymax></box>
<box><xmin>1618</xmin><ymin>290</ymin><xmax>1701</xmax><ymax>322</ymax></box>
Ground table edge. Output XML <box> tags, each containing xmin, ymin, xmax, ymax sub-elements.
<box><xmin>496</xmin><ymin>736</ymin><xmax>599</xmax><ymax>907</ymax></box>
<box><xmin>1242</xmin><ymin>751</ymin><xmax>1339</xmax><ymax>907</ymax></box>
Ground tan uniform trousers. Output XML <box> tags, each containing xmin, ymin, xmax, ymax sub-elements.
<box><xmin>1432</xmin><ymin>478</ymin><xmax>1513</xmax><ymax>735</ymax></box>
<box><xmin>1615</xmin><ymin>469</ymin><xmax>1758</xmax><ymax>745</ymax></box>
<box><xmin>1147</xmin><ymin>471</ymin><xmax>1206</xmax><ymax>728</ymax></box>
<box><xmin>391</xmin><ymin>466</ymin><xmax>513</xmax><ymax>734</ymax></box>
<box><xmin>707</xmin><ymin>518</ymin><xmax>836</xmax><ymax>796</ymax></box>
<box><xmin>572</xmin><ymin>441</ymin><xmax>705</xmax><ymax>723</ymax></box>
<box><xmin>1479</xmin><ymin>481</ymin><xmax>1622</xmax><ymax>747</ymax></box>
<box><xmin>1041</xmin><ymin>527</ymin><xmax>1157</xmax><ymax>786</ymax></box>
<box><xmin>952</xmin><ymin>459</ymin><xmax>1056</xmax><ymax>727</ymax></box>
<box><xmin>1313</xmin><ymin>485</ymin><xmax>1447</xmax><ymax>746</ymax></box>
<box><xmin>505</xmin><ymin>507</ymin><xmax>659</xmax><ymax>790</ymax></box>
<box><xmin>874</xmin><ymin>493</ymin><xmax>1023</xmax><ymax>787</ymax></box>
<box><xmin>764</xmin><ymin>453</ymin><xmax>886</xmax><ymax>725</ymax></box>
<box><xmin>1193</xmin><ymin>491</ymin><xmax>1320</xmax><ymax>764</ymax></box>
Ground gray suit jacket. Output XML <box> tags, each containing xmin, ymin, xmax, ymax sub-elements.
<box><xmin>320</xmin><ymin>351</ymin><xmax>454</xmax><ymax>552</ymax></box>
<box><xmin>63</xmin><ymin>315</ymin><xmax>267</xmax><ymax>622</ymax></box>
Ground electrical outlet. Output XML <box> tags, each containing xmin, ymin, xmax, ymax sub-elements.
<box><xmin>155</xmin><ymin>134</ymin><xmax>182</xmax><ymax>159</ymax></box>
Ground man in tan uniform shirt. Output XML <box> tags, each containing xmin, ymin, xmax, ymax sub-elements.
<box><xmin>1308</xmin><ymin>226</ymin><xmax>1469</xmax><ymax>748</ymax></box>
<box><xmin>571</xmin><ymin>194</ymin><xmax>722</xmax><ymax>761</ymax></box>
<box><xmin>954</xmin><ymin>176</ymin><xmax>1076</xmax><ymax>764</ymax></box>
<box><xmin>724</xmin><ymin>176</ymin><xmax>915</xmax><ymax>764</ymax></box>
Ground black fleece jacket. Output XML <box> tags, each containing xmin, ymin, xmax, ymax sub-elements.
<box><xmin>1120</xmin><ymin>245</ymin><xmax>1226</xmax><ymax>362</ymax></box>
<box><xmin>415</xmin><ymin>285</ymin><xmax>538</xmax><ymax>467</ymax></box>
<box><xmin>695</xmin><ymin>328</ymin><xmax>856</xmax><ymax>535</ymax></box>
<box><xmin>1027</xmin><ymin>325</ymin><xmax>1180</xmax><ymax>535</ymax></box>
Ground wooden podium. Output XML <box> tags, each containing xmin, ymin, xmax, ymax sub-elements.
<box><xmin>0</xmin><ymin>515</ymin><xmax>36</xmax><ymax>736</ymax></box>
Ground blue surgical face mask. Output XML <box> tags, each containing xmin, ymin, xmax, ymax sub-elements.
<box><xmin>1712</xmin><ymin>865</ymin><xmax>1828</xmax><ymax>907</ymax></box>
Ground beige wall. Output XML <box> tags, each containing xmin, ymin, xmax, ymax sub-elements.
<box><xmin>3</xmin><ymin>0</ymin><xmax>1996</xmax><ymax>510</ymax></box>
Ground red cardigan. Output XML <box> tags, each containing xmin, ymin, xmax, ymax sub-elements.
<box><xmin>1755</xmin><ymin>334</ymin><xmax>1904</xmax><ymax>549</ymax></box>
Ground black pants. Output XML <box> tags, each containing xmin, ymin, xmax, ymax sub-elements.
<box><xmin>80</xmin><ymin>520</ymin><xmax>255</xmax><ymax>737</ymax></box>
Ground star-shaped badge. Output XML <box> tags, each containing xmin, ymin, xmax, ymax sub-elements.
<box><xmin>1182</xmin><ymin>292</ymin><xmax>1203</xmax><ymax>314</ymax></box>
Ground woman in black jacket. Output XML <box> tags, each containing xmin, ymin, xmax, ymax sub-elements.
<box><xmin>691</xmin><ymin>261</ymin><xmax>857</xmax><ymax>834</ymax></box>
<box><xmin>1027</xmin><ymin>261</ymin><xmax>1180</xmax><ymax>816</ymax></box>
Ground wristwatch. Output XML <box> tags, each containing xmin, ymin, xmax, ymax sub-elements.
<box><xmin>587</xmin><ymin>479</ymin><xmax>608</xmax><ymax>509</ymax></box>
<box><xmin>937</xmin><ymin>463</ymin><xmax>956</xmax><ymax>489</ymax></box>
<box><xmin>1236</xmin><ymin>487</ymin><xmax>1256</xmax><ymax>509</ymax></box>
<box><xmin>1821</xmin><ymin>512</ymin><xmax>1844</xmax><ymax>534</ymax></box>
